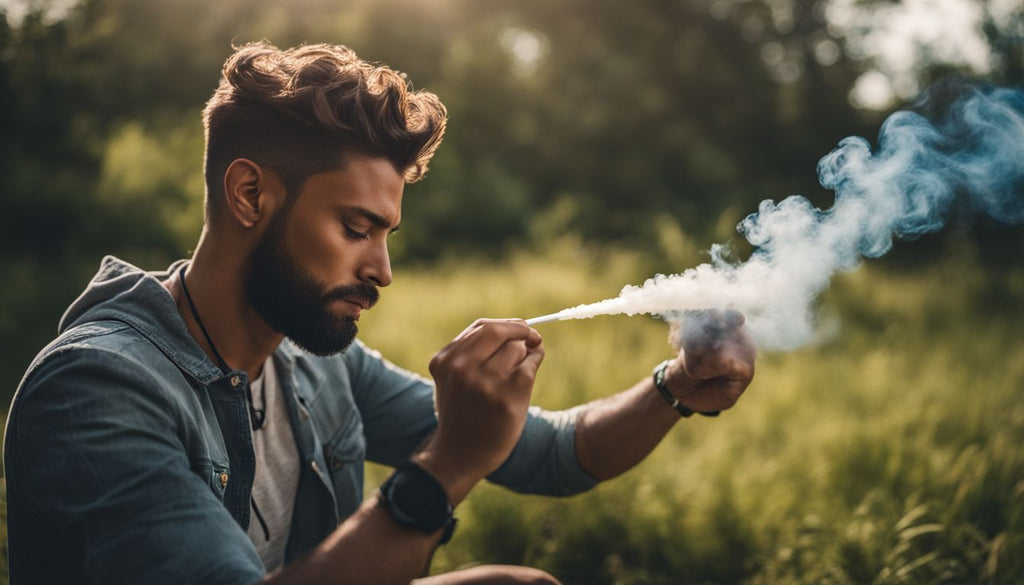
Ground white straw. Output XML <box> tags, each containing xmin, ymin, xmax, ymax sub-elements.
<box><xmin>525</xmin><ymin>313</ymin><xmax>564</xmax><ymax>326</ymax></box>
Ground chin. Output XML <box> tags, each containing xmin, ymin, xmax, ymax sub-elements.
<box><xmin>286</xmin><ymin>317</ymin><xmax>359</xmax><ymax>357</ymax></box>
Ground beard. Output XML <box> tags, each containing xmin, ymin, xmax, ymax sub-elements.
<box><xmin>242</xmin><ymin>213</ymin><xmax>379</xmax><ymax>356</ymax></box>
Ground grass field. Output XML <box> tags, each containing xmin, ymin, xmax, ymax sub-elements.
<box><xmin>1</xmin><ymin>239</ymin><xmax>1021</xmax><ymax>584</ymax></box>
<box><xmin>357</xmin><ymin>240</ymin><xmax>1024</xmax><ymax>585</ymax></box>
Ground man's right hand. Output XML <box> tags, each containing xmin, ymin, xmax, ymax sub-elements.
<box><xmin>417</xmin><ymin>319</ymin><xmax>544</xmax><ymax>504</ymax></box>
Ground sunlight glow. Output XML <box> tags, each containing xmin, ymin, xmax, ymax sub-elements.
<box><xmin>827</xmin><ymin>0</ymin><xmax>1000</xmax><ymax>109</ymax></box>
<box><xmin>0</xmin><ymin>0</ymin><xmax>76</xmax><ymax>24</ymax></box>
<box><xmin>499</xmin><ymin>27</ymin><xmax>548</xmax><ymax>77</ymax></box>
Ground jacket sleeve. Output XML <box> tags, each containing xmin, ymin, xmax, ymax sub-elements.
<box><xmin>345</xmin><ymin>340</ymin><xmax>598</xmax><ymax>496</ymax></box>
<box><xmin>345</xmin><ymin>340</ymin><xmax>438</xmax><ymax>467</ymax></box>
<box><xmin>5</xmin><ymin>346</ymin><xmax>264</xmax><ymax>585</ymax></box>
<box><xmin>486</xmin><ymin>405</ymin><xmax>599</xmax><ymax>496</ymax></box>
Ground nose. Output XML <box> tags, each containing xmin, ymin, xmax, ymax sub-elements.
<box><xmin>358</xmin><ymin>239</ymin><xmax>392</xmax><ymax>288</ymax></box>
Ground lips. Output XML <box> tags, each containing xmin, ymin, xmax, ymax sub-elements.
<box><xmin>326</xmin><ymin>284</ymin><xmax>379</xmax><ymax>317</ymax></box>
<box><xmin>342</xmin><ymin>297</ymin><xmax>373</xmax><ymax>310</ymax></box>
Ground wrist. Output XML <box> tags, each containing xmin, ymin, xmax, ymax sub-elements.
<box><xmin>653</xmin><ymin>359</ymin><xmax>695</xmax><ymax>417</ymax></box>
<box><xmin>653</xmin><ymin>360</ymin><xmax>720</xmax><ymax>418</ymax></box>
<box><xmin>378</xmin><ymin>460</ymin><xmax>459</xmax><ymax>545</ymax></box>
<box><xmin>411</xmin><ymin>447</ymin><xmax>481</xmax><ymax>506</ymax></box>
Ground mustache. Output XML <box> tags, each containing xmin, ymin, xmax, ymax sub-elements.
<box><xmin>323</xmin><ymin>283</ymin><xmax>380</xmax><ymax>308</ymax></box>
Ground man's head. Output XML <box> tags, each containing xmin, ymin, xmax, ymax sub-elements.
<box><xmin>202</xmin><ymin>41</ymin><xmax>446</xmax><ymax>221</ymax></box>
<box><xmin>202</xmin><ymin>42</ymin><xmax>446</xmax><ymax>355</ymax></box>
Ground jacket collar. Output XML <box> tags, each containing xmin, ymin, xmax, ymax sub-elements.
<box><xmin>60</xmin><ymin>256</ymin><xmax>235</xmax><ymax>384</ymax></box>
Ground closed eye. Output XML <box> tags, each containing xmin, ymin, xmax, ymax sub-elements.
<box><xmin>344</xmin><ymin>225</ymin><xmax>370</xmax><ymax>241</ymax></box>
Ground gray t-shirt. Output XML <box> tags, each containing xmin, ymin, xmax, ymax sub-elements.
<box><xmin>246</xmin><ymin>357</ymin><xmax>299</xmax><ymax>572</ymax></box>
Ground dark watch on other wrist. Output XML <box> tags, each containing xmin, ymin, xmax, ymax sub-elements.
<box><xmin>378</xmin><ymin>461</ymin><xmax>458</xmax><ymax>545</ymax></box>
<box><xmin>653</xmin><ymin>360</ymin><xmax>720</xmax><ymax>418</ymax></box>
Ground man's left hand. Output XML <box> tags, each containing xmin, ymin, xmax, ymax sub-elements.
<box><xmin>665</xmin><ymin>309</ymin><xmax>756</xmax><ymax>414</ymax></box>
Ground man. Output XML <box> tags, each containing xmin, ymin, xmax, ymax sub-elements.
<box><xmin>4</xmin><ymin>42</ymin><xmax>756</xmax><ymax>584</ymax></box>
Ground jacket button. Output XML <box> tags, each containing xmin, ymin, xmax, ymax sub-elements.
<box><xmin>331</xmin><ymin>458</ymin><xmax>344</xmax><ymax>471</ymax></box>
<box><xmin>220</xmin><ymin>473</ymin><xmax>229</xmax><ymax>488</ymax></box>
<box><xmin>230</xmin><ymin>375</ymin><xmax>241</xmax><ymax>387</ymax></box>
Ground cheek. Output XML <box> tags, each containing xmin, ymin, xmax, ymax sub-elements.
<box><xmin>284</xmin><ymin>217</ymin><xmax>360</xmax><ymax>282</ymax></box>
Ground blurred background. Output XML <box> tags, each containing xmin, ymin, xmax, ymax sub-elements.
<box><xmin>1</xmin><ymin>0</ymin><xmax>1022</xmax><ymax>583</ymax></box>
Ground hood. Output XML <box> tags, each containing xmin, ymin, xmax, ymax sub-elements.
<box><xmin>60</xmin><ymin>256</ymin><xmax>186</xmax><ymax>333</ymax></box>
<box><xmin>58</xmin><ymin>255</ymin><xmax>224</xmax><ymax>383</ymax></box>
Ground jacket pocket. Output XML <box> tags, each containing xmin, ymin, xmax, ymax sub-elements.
<box><xmin>192</xmin><ymin>458</ymin><xmax>231</xmax><ymax>501</ymax></box>
<box><xmin>322</xmin><ymin>418</ymin><xmax>366</xmax><ymax>520</ymax></box>
<box><xmin>323</xmin><ymin>417</ymin><xmax>366</xmax><ymax>473</ymax></box>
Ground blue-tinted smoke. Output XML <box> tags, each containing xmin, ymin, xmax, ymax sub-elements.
<box><xmin>728</xmin><ymin>80</ymin><xmax>1024</xmax><ymax>347</ymax></box>
<box><xmin>547</xmin><ymin>81</ymin><xmax>1024</xmax><ymax>350</ymax></box>
<box><xmin>819</xmin><ymin>82</ymin><xmax>1021</xmax><ymax>252</ymax></box>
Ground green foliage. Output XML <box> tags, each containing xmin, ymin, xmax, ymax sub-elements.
<box><xmin>1</xmin><ymin>1</ymin><xmax>1022</xmax><ymax>583</ymax></box>
<box><xmin>1</xmin><ymin>0</ymin><xmax>1021</xmax><ymax>399</ymax></box>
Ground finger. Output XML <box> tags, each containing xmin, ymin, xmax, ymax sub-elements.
<box><xmin>510</xmin><ymin>343</ymin><xmax>545</xmax><ymax>384</ymax></box>
<box><xmin>486</xmin><ymin>338</ymin><xmax>530</xmax><ymax>373</ymax></box>
<box><xmin>452</xmin><ymin>318</ymin><xmax>534</xmax><ymax>343</ymax></box>
<box><xmin>454</xmin><ymin>320</ymin><xmax>537</xmax><ymax>360</ymax></box>
<box><xmin>508</xmin><ymin>319</ymin><xmax>543</xmax><ymax>347</ymax></box>
<box><xmin>723</xmin><ymin>309</ymin><xmax>745</xmax><ymax>329</ymax></box>
<box><xmin>682</xmin><ymin>350</ymin><xmax>716</xmax><ymax>381</ymax></box>
<box><xmin>432</xmin><ymin>321</ymin><xmax>539</xmax><ymax>380</ymax></box>
<box><xmin>524</xmin><ymin>327</ymin><xmax>542</xmax><ymax>348</ymax></box>
<box><xmin>686</xmin><ymin>309</ymin><xmax>746</xmax><ymax>334</ymax></box>
<box><xmin>450</xmin><ymin>318</ymin><xmax>489</xmax><ymax>343</ymax></box>
<box><xmin>681</xmin><ymin>310</ymin><xmax>749</xmax><ymax>356</ymax></box>
<box><xmin>684</xmin><ymin>337</ymin><xmax>755</xmax><ymax>381</ymax></box>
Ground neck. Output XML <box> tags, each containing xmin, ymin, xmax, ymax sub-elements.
<box><xmin>166</xmin><ymin>229</ymin><xmax>282</xmax><ymax>381</ymax></box>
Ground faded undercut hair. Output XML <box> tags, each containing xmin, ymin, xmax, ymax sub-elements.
<box><xmin>202</xmin><ymin>41</ymin><xmax>447</xmax><ymax>223</ymax></box>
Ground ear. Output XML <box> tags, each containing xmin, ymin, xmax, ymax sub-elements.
<box><xmin>222</xmin><ymin>158</ymin><xmax>273</xmax><ymax>228</ymax></box>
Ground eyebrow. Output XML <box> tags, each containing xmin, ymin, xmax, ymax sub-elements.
<box><xmin>346</xmin><ymin>206</ymin><xmax>401</xmax><ymax>233</ymax></box>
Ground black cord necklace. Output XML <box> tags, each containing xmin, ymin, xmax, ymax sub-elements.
<box><xmin>178</xmin><ymin>265</ymin><xmax>266</xmax><ymax>430</ymax></box>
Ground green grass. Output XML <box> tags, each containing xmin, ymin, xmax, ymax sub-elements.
<box><xmin>356</xmin><ymin>241</ymin><xmax>1024</xmax><ymax>585</ymax></box>
<box><xmin>2</xmin><ymin>240</ymin><xmax>1021</xmax><ymax>584</ymax></box>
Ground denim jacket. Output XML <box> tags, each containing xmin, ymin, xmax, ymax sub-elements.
<box><xmin>4</xmin><ymin>256</ymin><xmax>597</xmax><ymax>584</ymax></box>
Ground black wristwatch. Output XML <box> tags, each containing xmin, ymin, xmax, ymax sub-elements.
<box><xmin>378</xmin><ymin>461</ymin><xmax>458</xmax><ymax>545</ymax></box>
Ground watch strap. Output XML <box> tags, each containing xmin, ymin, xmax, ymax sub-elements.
<box><xmin>653</xmin><ymin>360</ymin><xmax>720</xmax><ymax>418</ymax></box>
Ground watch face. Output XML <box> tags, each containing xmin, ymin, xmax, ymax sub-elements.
<box><xmin>393</xmin><ymin>472</ymin><xmax>438</xmax><ymax>518</ymax></box>
<box><xmin>384</xmin><ymin>463</ymin><xmax>452</xmax><ymax>532</ymax></box>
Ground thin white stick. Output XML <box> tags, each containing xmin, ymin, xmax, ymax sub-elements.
<box><xmin>525</xmin><ymin>313</ymin><xmax>564</xmax><ymax>326</ymax></box>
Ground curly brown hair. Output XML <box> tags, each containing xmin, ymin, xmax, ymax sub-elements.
<box><xmin>202</xmin><ymin>41</ymin><xmax>447</xmax><ymax>221</ymax></box>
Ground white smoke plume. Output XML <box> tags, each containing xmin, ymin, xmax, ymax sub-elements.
<box><xmin>528</xmin><ymin>81</ymin><xmax>1024</xmax><ymax>350</ymax></box>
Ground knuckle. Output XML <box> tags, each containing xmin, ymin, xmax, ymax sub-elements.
<box><xmin>482</xmin><ymin>325</ymin><xmax>506</xmax><ymax>343</ymax></box>
<box><xmin>724</xmin><ymin>353</ymin><xmax>754</xmax><ymax>381</ymax></box>
<box><xmin>510</xmin><ymin>341</ymin><xmax>529</xmax><ymax>363</ymax></box>
<box><xmin>509</xmin><ymin>367</ymin><xmax>537</xmax><ymax>389</ymax></box>
<box><xmin>428</xmin><ymin>354</ymin><xmax>442</xmax><ymax>375</ymax></box>
<box><xmin>725</xmin><ymin>308</ymin><xmax>745</xmax><ymax>324</ymax></box>
<box><xmin>447</xmin><ymin>355</ymin><xmax>471</xmax><ymax>374</ymax></box>
<box><xmin>477</xmin><ymin>378</ymin><xmax>498</xmax><ymax>396</ymax></box>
